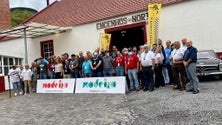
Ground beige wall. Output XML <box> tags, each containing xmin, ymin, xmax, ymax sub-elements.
<box><xmin>159</xmin><ymin>0</ymin><xmax>222</xmax><ymax>52</ymax></box>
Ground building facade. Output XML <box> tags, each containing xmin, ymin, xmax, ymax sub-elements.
<box><xmin>1</xmin><ymin>0</ymin><xmax>222</xmax><ymax>89</ymax></box>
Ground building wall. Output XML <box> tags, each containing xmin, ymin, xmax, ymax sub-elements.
<box><xmin>0</xmin><ymin>0</ymin><xmax>11</xmax><ymax>30</ymax></box>
<box><xmin>159</xmin><ymin>0</ymin><xmax>222</xmax><ymax>52</ymax></box>
<box><xmin>2</xmin><ymin>0</ymin><xmax>222</xmax><ymax>64</ymax></box>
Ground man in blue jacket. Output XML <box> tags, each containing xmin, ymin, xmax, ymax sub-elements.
<box><xmin>183</xmin><ymin>40</ymin><xmax>200</xmax><ymax>94</ymax></box>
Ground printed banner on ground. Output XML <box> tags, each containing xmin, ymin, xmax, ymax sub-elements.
<box><xmin>148</xmin><ymin>3</ymin><xmax>162</xmax><ymax>46</ymax></box>
<box><xmin>100</xmin><ymin>33</ymin><xmax>111</xmax><ymax>51</ymax></box>
<box><xmin>37</xmin><ymin>79</ymin><xmax>75</xmax><ymax>93</ymax></box>
<box><xmin>75</xmin><ymin>77</ymin><xmax>126</xmax><ymax>94</ymax></box>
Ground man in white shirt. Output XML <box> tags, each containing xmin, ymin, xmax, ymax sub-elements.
<box><xmin>181</xmin><ymin>38</ymin><xmax>187</xmax><ymax>52</ymax></box>
<box><xmin>140</xmin><ymin>45</ymin><xmax>155</xmax><ymax>92</ymax></box>
<box><xmin>21</xmin><ymin>64</ymin><xmax>33</xmax><ymax>94</ymax></box>
<box><xmin>8</xmin><ymin>64</ymin><xmax>22</xmax><ymax>96</ymax></box>
<box><xmin>172</xmin><ymin>41</ymin><xmax>186</xmax><ymax>91</ymax></box>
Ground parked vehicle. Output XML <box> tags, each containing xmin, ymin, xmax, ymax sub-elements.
<box><xmin>196</xmin><ymin>50</ymin><xmax>222</xmax><ymax>78</ymax></box>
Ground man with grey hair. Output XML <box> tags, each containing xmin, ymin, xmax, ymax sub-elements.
<box><xmin>183</xmin><ymin>40</ymin><xmax>200</xmax><ymax>94</ymax></box>
<box><xmin>181</xmin><ymin>38</ymin><xmax>187</xmax><ymax>52</ymax></box>
<box><xmin>171</xmin><ymin>41</ymin><xmax>186</xmax><ymax>91</ymax></box>
<box><xmin>140</xmin><ymin>44</ymin><xmax>155</xmax><ymax>92</ymax></box>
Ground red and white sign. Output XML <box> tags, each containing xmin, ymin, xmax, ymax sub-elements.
<box><xmin>37</xmin><ymin>79</ymin><xmax>75</xmax><ymax>93</ymax></box>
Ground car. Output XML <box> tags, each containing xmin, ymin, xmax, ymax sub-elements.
<box><xmin>196</xmin><ymin>50</ymin><xmax>222</xmax><ymax>78</ymax></box>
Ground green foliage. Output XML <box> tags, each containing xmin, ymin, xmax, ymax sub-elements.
<box><xmin>11</xmin><ymin>10</ymin><xmax>34</xmax><ymax>27</ymax></box>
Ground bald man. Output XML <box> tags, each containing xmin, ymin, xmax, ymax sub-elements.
<box><xmin>183</xmin><ymin>40</ymin><xmax>200</xmax><ymax>94</ymax></box>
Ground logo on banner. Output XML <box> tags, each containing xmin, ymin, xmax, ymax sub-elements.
<box><xmin>37</xmin><ymin>79</ymin><xmax>75</xmax><ymax>93</ymax></box>
<box><xmin>148</xmin><ymin>3</ymin><xmax>162</xmax><ymax>46</ymax></box>
<box><xmin>82</xmin><ymin>78</ymin><xmax>116</xmax><ymax>89</ymax></box>
<box><xmin>75</xmin><ymin>77</ymin><xmax>126</xmax><ymax>94</ymax></box>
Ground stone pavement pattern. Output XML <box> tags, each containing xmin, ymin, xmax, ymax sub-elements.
<box><xmin>0</xmin><ymin>79</ymin><xmax>222</xmax><ymax>125</ymax></box>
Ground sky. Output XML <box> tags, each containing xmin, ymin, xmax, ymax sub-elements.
<box><xmin>9</xmin><ymin>0</ymin><xmax>56</xmax><ymax>11</ymax></box>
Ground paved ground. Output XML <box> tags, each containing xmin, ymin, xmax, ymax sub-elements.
<box><xmin>0</xmin><ymin>77</ymin><xmax>222</xmax><ymax>125</ymax></box>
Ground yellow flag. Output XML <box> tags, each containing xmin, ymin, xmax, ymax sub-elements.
<box><xmin>100</xmin><ymin>33</ymin><xmax>111</xmax><ymax>51</ymax></box>
<box><xmin>148</xmin><ymin>3</ymin><xmax>162</xmax><ymax>46</ymax></box>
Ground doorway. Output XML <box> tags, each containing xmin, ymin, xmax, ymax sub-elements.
<box><xmin>105</xmin><ymin>22</ymin><xmax>147</xmax><ymax>51</ymax></box>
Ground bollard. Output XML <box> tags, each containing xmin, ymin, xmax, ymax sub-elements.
<box><xmin>8</xmin><ymin>75</ymin><xmax>11</xmax><ymax>98</ymax></box>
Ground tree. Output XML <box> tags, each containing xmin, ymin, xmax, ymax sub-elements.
<box><xmin>11</xmin><ymin>10</ymin><xmax>34</xmax><ymax>27</ymax></box>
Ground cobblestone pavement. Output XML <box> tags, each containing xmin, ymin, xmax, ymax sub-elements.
<box><xmin>0</xmin><ymin>78</ymin><xmax>222</xmax><ymax>125</ymax></box>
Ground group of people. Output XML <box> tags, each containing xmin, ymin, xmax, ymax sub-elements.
<box><xmin>8</xmin><ymin>38</ymin><xmax>200</xmax><ymax>96</ymax></box>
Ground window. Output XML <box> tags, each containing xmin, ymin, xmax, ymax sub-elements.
<box><xmin>41</xmin><ymin>40</ymin><xmax>54</xmax><ymax>58</ymax></box>
<box><xmin>0</xmin><ymin>56</ymin><xmax>23</xmax><ymax>76</ymax></box>
<box><xmin>3</xmin><ymin>57</ymin><xmax>9</xmax><ymax>75</ymax></box>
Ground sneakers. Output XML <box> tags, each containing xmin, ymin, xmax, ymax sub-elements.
<box><xmin>19</xmin><ymin>92</ymin><xmax>23</xmax><ymax>95</ymax></box>
<box><xmin>14</xmin><ymin>93</ymin><xmax>17</xmax><ymax>96</ymax></box>
<box><xmin>193</xmin><ymin>90</ymin><xmax>199</xmax><ymax>94</ymax></box>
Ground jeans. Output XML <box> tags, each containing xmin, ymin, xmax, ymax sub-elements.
<box><xmin>49</xmin><ymin>71</ymin><xmax>55</xmax><ymax>79</ymax></box>
<box><xmin>128</xmin><ymin>68</ymin><xmax>139</xmax><ymax>89</ymax></box>
<box><xmin>40</xmin><ymin>73</ymin><xmax>47</xmax><ymax>79</ymax></box>
<box><xmin>116</xmin><ymin>66</ymin><xmax>124</xmax><ymax>76</ymax></box>
<box><xmin>92</xmin><ymin>71</ymin><xmax>102</xmax><ymax>77</ymax></box>
<box><xmin>12</xmin><ymin>82</ymin><xmax>22</xmax><ymax>94</ymax></box>
<box><xmin>166</xmin><ymin>64</ymin><xmax>174</xmax><ymax>84</ymax></box>
<box><xmin>84</xmin><ymin>73</ymin><xmax>92</xmax><ymax>77</ymax></box>
<box><xmin>103</xmin><ymin>69</ymin><xmax>113</xmax><ymax>77</ymax></box>
<box><xmin>186</xmin><ymin>63</ymin><xmax>199</xmax><ymax>91</ymax></box>
<box><xmin>142</xmin><ymin>66</ymin><xmax>154</xmax><ymax>90</ymax></box>
<box><xmin>162</xmin><ymin>66</ymin><xmax>169</xmax><ymax>84</ymax></box>
<box><xmin>78</xmin><ymin>70</ymin><xmax>82</xmax><ymax>78</ymax></box>
<box><xmin>70</xmin><ymin>71</ymin><xmax>78</xmax><ymax>78</ymax></box>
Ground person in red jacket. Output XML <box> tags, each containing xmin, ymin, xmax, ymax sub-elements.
<box><xmin>114</xmin><ymin>51</ymin><xmax>125</xmax><ymax>76</ymax></box>
<box><xmin>125</xmin><ymin>48</ymin><xmax>140</xmax><ymax>91</ymax></box>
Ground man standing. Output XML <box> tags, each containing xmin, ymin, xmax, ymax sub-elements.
<box><xmin>125</xmin><ymin>48</ymin><xmax>140</xmax><ymax>91</ymax></box>
<box><xmin>69</xmin><ymin>54</ymin><xmax>79</xmax><ymax>78</ymax></box>
<box><xmin>164</xmin><ymin>40</ymin><xmax>174</xmax><ymax>85</ymax></box>
<box><xmin>38</xmin><ymin>57</ymin><xmax>48</xmax><ymax>79</ymax></box>
<box><xmin>102</xmin><ymin>51</ymin><xmax>113</xmax><ymax>76</ymax></box>
<box><xmin>183</xmin><ymin>40</ymin><xmax>200</xmax><ymax>94</ymax></box>
<box><xmin>78</xmin><ymin>51</ymin><xmax>84</xmax><ymax>78</ymax></box>
<box><xmin>8</xmin><ymin>64</ymin><xmax>22</xmax><ymax>96</ymax></box>
<box><xmin>140</xmin><ymin>45</ymin><xmax>155</xmax><ymax>92</ymax></box>
<box><xmin>91</xmin><ymin>51</ymin><xmax>103</xmax><ymax>77</ymax></box>
<box><xmin>181</xmin><ymin>38</ymin><xmax>187</xmax><ymax>52</ymax></box>
<box><xmin>172</xmin><ymin>41</ymin><xmax>186</xmax><ymax>91</ymax></box>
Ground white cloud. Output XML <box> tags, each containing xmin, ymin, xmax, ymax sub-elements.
<box><xmin>9</xmin><ymin>0</ymin><xmax>56</xmax><ymax>11</ymax></box>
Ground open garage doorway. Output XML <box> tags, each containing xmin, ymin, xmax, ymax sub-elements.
<box><xmin>105</xmin><ymin>22</ymin><xmax>147</xmax><ymax>52</ymax></box>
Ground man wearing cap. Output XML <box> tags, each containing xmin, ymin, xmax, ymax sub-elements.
<box><xmin>8</xmin><ymin>64</ymin><xmax>22</xmax><ymax>96</ymax></box>
<box><xmin>38</xmin><ymin>57</ymin><xmax>48</xmax><ymax>79</ymax></box>
<box><xmin>140</xmin><ymin>45</ymin><xmax>155</xmax><ymax>91</ymax></box>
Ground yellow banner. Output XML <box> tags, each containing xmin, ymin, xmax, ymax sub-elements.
<box><xmin>100</xmin><ymin>33</ymin><xmax>111</xmax><ymax>51</ymax></box>
<box><xmin>148</xmin><ymin>3</ymin><xmax>162</xmax><ymax>46</ymax></box>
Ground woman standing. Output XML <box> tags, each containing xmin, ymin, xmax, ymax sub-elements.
<box><xmin>154</xmin><ymin>47</ymin><xmax>165</xmax><ymax>88</ymax></box>
<box><xmin>31</xmin><ymin>62</ymin><xmax>38</xmax><ymax>92</ymax></box>
<box><xmin>63</xmin><ymin>59</ymin><xmax>71</xmax><ymax>78</ymax></box>
<box><xmin>114</xmin><ymin>51</ymin><xmax>124</xmax><ymax>76</ymax></box>
<box><xmin>48</xmin><ymin>57</ymin><xmax>55</xmax><ymax>79</ymax></box>
<box><xmin>55</xmin><ymin>56</ymin><xmax>63</xmax><ymax>79</ymax></box>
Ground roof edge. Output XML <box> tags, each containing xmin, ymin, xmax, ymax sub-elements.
<box><xmin>21</xmin><ymin>1</ymin><xmax>58</xmax><ymax>25</ymax></box>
